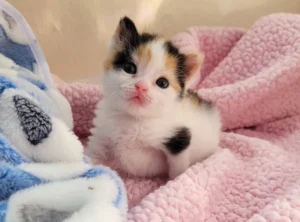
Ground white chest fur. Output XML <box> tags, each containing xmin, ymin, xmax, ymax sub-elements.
<box><xmin>87</xmin><ymin>99</ymin><xmax>221</xmax><ymax>178</ymax></box>
<box><xmin>88</xmin><ymin>102</ymin><xmax>169</xmax><ymax>177</ymax></box>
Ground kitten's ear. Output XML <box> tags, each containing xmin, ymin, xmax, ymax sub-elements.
<box><xmin>110</xmin><ymin>16</ymin><xmax>139</xmax><ymax>51</ymax></box>
<box><xmin>184</xmin><ymin>52</ymin><xmax>204</xmax><ymax>90</ymax></box>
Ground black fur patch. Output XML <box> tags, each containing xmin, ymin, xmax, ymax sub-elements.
<box><xmin>13</xmin><ymin>95</ymin><xmax>52</xmax><ymax>145</ymax></box>
<box><xmin>164</xmin><ymin>127</ymin><xmax>191</xmax><ymax>155</ymax></box>
<box><xmin>140</xmin><ymin>33</ymin><xmax>157</xmax><ymax>44</ymax></box>
<box><xmin>113</xmin><ymin>51</ymin><xmax>132</xmax><ymax>70</ymax></box>
<box><xmin>112</xmin><ymin>17</ymin><xmax>157</xmax><ymax>71</ymax></box>
<box><xmin>203</xmin><ymin>99</ymin><xmax>214</xmax><ymax>110</ymax></box>
<box><xmin>120</xmin><ymin>17</ymin><xmax>137</xmax><ymax>32</ymax></box>
<box><xmin>164</xmin><ymin>41</ymin><xmax>186</xmax><ymax>93</ymax></box>
<box><xmin>118</xmin><ymin>17</ymin><xmax>139</xmax><ymax>47</ymax></box>
<box><xmin>164</xmin><ymin>41</ymin><xmax>180</xmax><ymax>57</ymax></box>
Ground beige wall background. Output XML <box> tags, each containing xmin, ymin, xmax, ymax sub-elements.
<box><xmin>7</xmin><ymin>0</ymin><xmax>300</xmax><ymax>82</ymax></box>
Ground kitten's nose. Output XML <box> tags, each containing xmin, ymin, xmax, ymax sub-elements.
<box><xmin>135</xmin><ymin>82</ymin><xmax>148</xmax><ymax>93</ymax></box>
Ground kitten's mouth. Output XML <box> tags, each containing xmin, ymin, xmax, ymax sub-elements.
<box><xmin>131</xmin><ymin>97</ymin><xmax>144</xmax><ymax>105</ymax></box>
<box><xmin>128</xmin><ymin>93</ymin><xmax>148</xmax><ymax>106</ymax></box>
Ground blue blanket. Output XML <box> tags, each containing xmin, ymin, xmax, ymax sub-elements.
<box><xmin>0</xmin><ymin>1</ymin><xmax>127</xmax><ymax>221</ymax></box>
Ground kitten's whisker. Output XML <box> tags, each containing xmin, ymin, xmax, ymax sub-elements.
<box><xmin>123</xmin><ymin>79</ymin><xmax>135</xmax><ymax>86</ymax></box>
<box><xmin>108</xmin><ymin>91</ymin><xmax>119</xmax><ymax>101</ymax></box>
<box><xmin>105</xmin><ymin>86</ymin><xmax>120</xmax><ymax>89</ymax></box>
<box><xmin>121</xmin><ymin>83</ymin><xmax>132</xmax><ymax>87</ymax></box>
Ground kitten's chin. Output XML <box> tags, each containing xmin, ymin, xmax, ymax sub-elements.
<box><xmin>109</xmin><ymin>98</ymin><xmax>158</xmax><ymax>117</ymax></box>
<box><xmin>121</xmin><ymin>101</ymin><xmax>155</xmax><ymax>117</ymax></box>
<box><xmin>125</xmin><ymin>104</ymin><xmax>150</xmax><ymax>117</ymax></box>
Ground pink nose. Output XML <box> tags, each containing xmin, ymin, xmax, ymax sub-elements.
<box><xmin>135</xmin><ymin>82</ymin><xmax>148</xmax><ymax>93</ymax></box>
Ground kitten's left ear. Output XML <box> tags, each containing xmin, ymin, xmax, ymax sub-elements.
<box><xmin>110</xmin><ymin>16</ymin><xmax>139</xmax><ymax>51</ymax></box>
<box><xmin>184</xmin><ymin>52</ymin><xmax>204</xmax><ymax>90</ymax></box>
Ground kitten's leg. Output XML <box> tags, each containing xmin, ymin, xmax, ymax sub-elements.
<box><xmin>118</xmin><ymin>145</ymin><xmax>168</xmax><ymax>177</ymax></box>
<box><xmin>86</xmin><ymin>133</ymin><xmax>114</xmax><ymax>167</ymax></box>
<box><xmin>167</xmin><ymin>151</ymin><xmax>190</xmax><ymax>179</ymax></box>
<box><xmin>86</xmin><ymin>134</ymin><xmax>111</xmax><ymax>163</ymax></box>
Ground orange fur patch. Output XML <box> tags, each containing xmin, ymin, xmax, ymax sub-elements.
<box><xmin>164</xmin><ymin>54</ymin><xmax>181</xmax><ymax>92</ymax></box>
<box><xmin>136</xmin><ymin>44</ymin><xmax>152</xmax><ymax>65</ymax></box>
<box><xmin>185</xmin><ymin>53</ymin><xmax>204</xmax><ymax>79</ymax></box>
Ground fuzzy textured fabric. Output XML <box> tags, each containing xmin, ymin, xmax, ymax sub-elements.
<box><xmin>0</xmin><ymin>2</ymin><xmax>127</xmax><ymax>222</ymax></box>
<box><xmin>56</xmin><ymin>13</ymin><xmax>300</xmax><ymax>221</ymax></box>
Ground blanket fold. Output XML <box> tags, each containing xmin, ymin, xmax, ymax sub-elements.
<box><xmin>56</xmin><ymin>13</ymin><xmax>300</xmax><ymax>221</ymax></box>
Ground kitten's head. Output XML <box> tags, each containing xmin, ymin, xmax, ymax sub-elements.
<box><xmin>102</xmin><ymin>17</ymin><xmax>203</xmax><ymax>117</ymax></box>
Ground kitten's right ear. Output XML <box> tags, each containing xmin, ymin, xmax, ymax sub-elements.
<box><xmin>110</xmin><ymin>17</ymin><xmax>139</xmax><ymax>51</ymax></box>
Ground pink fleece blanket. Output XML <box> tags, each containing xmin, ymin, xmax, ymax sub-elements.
<box><xmin>55</xmin><ymin>13</ymin><xmax>300</xmax><ymax>221</ymax></box>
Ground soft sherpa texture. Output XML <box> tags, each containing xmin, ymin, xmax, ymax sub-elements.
<box><xmin>56</xmin><ymin>13</ymin><xmax>300</xmax><ymax>221</ymax></box>
<box><xmin>0</xmin><ymin>2</ymin><xmax>127</xmax><ymax>222</ymax></box>
<box><xmin>0</xmin><ymin>0</ymin><xmax>51</xmax><ymax>84</ymax></box>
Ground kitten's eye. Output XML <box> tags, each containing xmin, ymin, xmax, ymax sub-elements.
<box><xmin>123</xmin><ymin>62</ymin><xmax>137</xmax><ymax>74</ymax></box>
<box><xmin>156</xmin><ymin>77</ymin><xmax>169</xmax><ymax>89</ymax></box>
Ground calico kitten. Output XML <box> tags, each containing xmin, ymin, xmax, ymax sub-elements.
<box><xmin>87</xmin><ymin>17</ymin><xmax>221</xmax><ymax>178</ymax></box>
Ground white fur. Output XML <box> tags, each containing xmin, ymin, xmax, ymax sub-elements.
<box><xmin>89</xmin><ymin>97</ymin><xmax>221</xmax><ymax>178</ymax></box>
<box><xmin>6</xmin><ymin>175</ymin><xmax>122</xmax><ymax>222</ymax></box>
<box><xmin>88</xmin><ymin>39</ymin><xmax>221</xmax><ymax>178</ymax></box>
